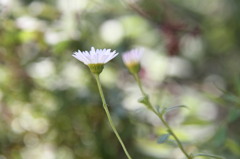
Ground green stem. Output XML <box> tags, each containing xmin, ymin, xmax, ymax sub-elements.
<box><xmin>134</xmin><ymin>73</ymin><xmax>191</xmax><ymax>159</ymax></box>
<box><xmin>134</xmin><ymin>74</ymin><xmax>146</xmax><ymax>96</ymax></box>
<box><xmin>94</xmin><ymin>74</ymin><xmax>132</xmax><ymax>159</ymax></box>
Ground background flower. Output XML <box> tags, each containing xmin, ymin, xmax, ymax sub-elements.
<box><xmin>122</xmin><ymin>48</ymin><xmax>143</xmax><ymax>74</ymax></box>
<box><xmin>122</xmin><ymin>48</ymin><xmax>143</xmax><ymax>66</ymax></box>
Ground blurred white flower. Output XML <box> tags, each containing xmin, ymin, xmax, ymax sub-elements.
<box><xmin>100</xmin><ymin>20</ymin><xmax>124</xmax><ymax>44</ymax></box>
<box><xmin>122</xmin><ymin>48</ymin><xmax>143</xmax><ymax>65</ymax></box>
<box><xmin>122</xmin><ymin>48</ymin><xmax>143</xmax><ymax>74</ymax></box>
<box><xmin>16</xmin><ymin>16</ymin><xmax>45</xmax><ymax>31</ymax></box>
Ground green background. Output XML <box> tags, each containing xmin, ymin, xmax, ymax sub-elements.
<box><xmin>0</xmin><ymin>0</ymin><xmax>240</xmax><ymax>158</ymax></box>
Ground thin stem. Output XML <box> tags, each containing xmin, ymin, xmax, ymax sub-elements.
<box><xmin>158</xmin><ymin>114</ymin><xmax>191</xmax><ymax>159</ymax></box>
<box><xmin>94</xmin><ymin>74</ymin><xmax>132</xmax><ymax>159</ymax></box>
<box><xmin>134</xmin><ymin>73</ymin><xmax>146</xmax><ymax>96</ymax></box>
<box><xmin>134</xmin><ymin>73</ymin><xmax>191</xmax><ymax>159</ymax></box>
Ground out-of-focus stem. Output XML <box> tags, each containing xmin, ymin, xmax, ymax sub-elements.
<box><xmin>133</xmin><ymin>73</ymin><xmax>191</xmax><ymax>159</ymax></box>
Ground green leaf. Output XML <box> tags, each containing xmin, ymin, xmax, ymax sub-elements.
<box><xmin>192</xmin><ymin>153</ymin><xmax>224</xmax><ymax>159</ymax></box>
<box><xmin>162</xmin><ymin>105</ymin><xmax>188</xmax><ymax>114</ymax></box>
<box><xmin>182</xmin><ymin>115</ymin><xmax>209</xmax><ymax>125</ymax></box>
<box><xmin>157</xmin><ymin>134</ymin><xmax>170</xmax><ymax>144</ymax></box>
<box><xmin>223</xmin><ymin>93</ymin><xmax>240</xmax><ymax>104</ymax></box>
<box><xmin>138</xmin><ymin>97</ymin><xmax>145</xmax><ymax>103</ymax></box>
<box><xmin>155</xmin><ymin>105</ymin><xmax>161</xmax><ymax>113</ymax></box>
<box><xmin>138</xmin><ymin>96</ymin><xmax>148</xmax><ymax>105</ymax></box>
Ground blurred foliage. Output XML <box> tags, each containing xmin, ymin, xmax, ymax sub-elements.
<box><xmin>0</xmin><ymin>0</ymin><xmax>240</xmax><ymax>158</ymax></box>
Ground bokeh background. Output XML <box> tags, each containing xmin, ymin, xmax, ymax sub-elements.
<box><xmin>0</xmin><ymin>0</ymin><xmax>240</xmax><ymax>158</ymax></box>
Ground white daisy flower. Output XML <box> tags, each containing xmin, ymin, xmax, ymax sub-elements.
<box><xmin>73</xmin><ymin>47</ymin><xmax>118</xmax><ymax>65</ymax></box>
<box><xmin>122</xmin><ymin>48</ymin><xmax>143</xmax><ymax>74</ymax></box>
<box><xmin>73</xmin><ymin>47</ymin><xmax>118</xmax><ymax>74</ymax></box>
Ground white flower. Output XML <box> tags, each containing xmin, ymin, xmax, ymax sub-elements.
<box><xmin>122</xmin><ymin>48</ymin><xmax>143</xmax><ymax>66</ymax></box>
<box><xmin>73</xmin><ymin>47</ymin><xmax>118</xmax><ymax>65</ymax></box>
<box><xmin>73</xmin><ymin>47</ymin><xmax>118</xmax><ymax>74</ymax></box>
